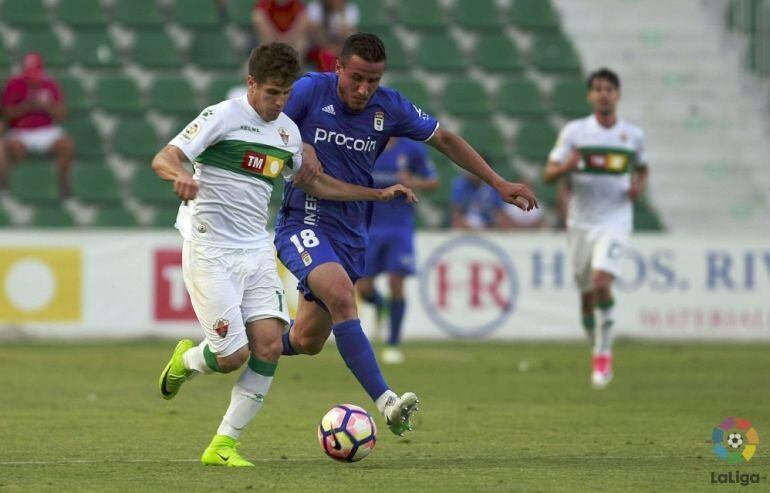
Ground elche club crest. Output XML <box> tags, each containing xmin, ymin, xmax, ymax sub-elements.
<box><xmin>278</xmin><ymin>127</ymin><xmax>290</xmax><ymax>146</ymax></box>
<box><xmin>213</xmin><ymin>318</ymin><xmax>229</xmax><ymax>338</ymax></box>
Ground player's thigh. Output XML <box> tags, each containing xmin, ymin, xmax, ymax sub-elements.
<box><xmin>242</xmin><ymin>245</ymin><xmax>290</xmax><ymax>328</ymax></box>
<box><xmin>245</xmin><ymin>317</ymin><xmax>285</xmax><ymax>363</ymax></box>
<box><xmin>293</xmin><ymin>295</ymin><xmax>334</xmax><ymax>342</ymax></box>
<box><xmin>182</xmin><ymin>241</ymin><xmax>248</xmax><ymax>357</ymax></box>
<box><xmin>306</xmin><ymin>262</ymin><xmax>358</xmax><ymax>319</ymax></box>
<box><xmin>275</xmin><ymin>224</ymin><xmax>339</xmax><ymax>301</ymax></box>
<box><xmin>567</xmin><ymin>228</ymin><xmax>594</xmax><ymax>292</ymax></box>
<box><xmin>592</xmin><ymin>232</ymin><xmax>627</xmax><ymax>282</ymax></box>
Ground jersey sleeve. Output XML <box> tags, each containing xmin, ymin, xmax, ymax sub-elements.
<box><xmin>634</xmin><ymin>127</ymin><xmax>648</xmax><ymax>167</ymax></box>
<box><xmin>169</xmin><ymin>105</ymin><xmax>226</xmax><ymax>163</ymax></box>
<box><xmin>548</xmin><ymin>122</ymin><xmax>577</xmax><ymax>163</ymax></box>
<box><xmin>391</xmin><ymin>91</ymin><xmax>440</xmax><ymax>142</ymax></box>
<box><xmin>284</xmin><ymin>147</ymin><xmax>303</xmax><ymax>181</ymax></box>
<box><xmin>408</xmin><ymin>141</ymin><xmax>437</xmax><ymax>180</ymax></box>
<box><xmin>283</xmin><ymin>74</ymin><xmax>315</xmax><ymax>125</ymax></box>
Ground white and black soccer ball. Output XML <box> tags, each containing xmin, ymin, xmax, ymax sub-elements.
<box><xmin>727</xmin><ymin>433</ymin><xmax>743</xmax><ymax>449</ymax></box>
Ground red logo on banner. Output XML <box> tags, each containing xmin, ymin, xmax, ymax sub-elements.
<box><xmin>154</xmin><ymin>249</ymin><xmax>196</xmax><ymax>320</ymax></box>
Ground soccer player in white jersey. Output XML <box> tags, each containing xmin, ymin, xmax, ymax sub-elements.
<box><xmin>152</xmin><ymin>43</ymin><xmax>416</xmax><ymax>467</ymax></box>
<box><xmin>544</xmin><ymin>68</ymin><xmax>649</xmax><ymax>389</ymax></box>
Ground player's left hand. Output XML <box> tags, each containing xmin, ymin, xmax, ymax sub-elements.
<box><xmin>294</xmin><ymin>144</ymin><xmax>323</xmax><ymax>186</ymax></box>
<box><xmin>495</xmin><ymin>181</ymin><xmax>538</xmax><ymax>211</ymax></box>
<box><xmin>378</xmin><ymin>184</ymin><xmax>418</xmax><ymax>203</ymax></box>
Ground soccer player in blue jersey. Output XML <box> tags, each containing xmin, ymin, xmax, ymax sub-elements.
<box><xmin>275</xmin><ymin>33</ymin><xmax>538</xmax><ymax>436</ymax></box>
<box><xmin>356</xmin><ymin>137</ymin><xmax>439</xmax><ymax>365</ymax></box>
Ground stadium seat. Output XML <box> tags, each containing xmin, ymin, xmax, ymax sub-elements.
<box><xmin>378</xmin><ymin>33</ymin><xmax>410</xmax><ymax>71</ymax></box>
<box><xmin>94</xmin><ymin>75</ymin><xmax>144</xmax><ymax>115</ymax></box>
<box><xmin>498</xmin><ymin>78</ymin><xmax>547</xmax><ymax>118</ymax></box>
<box><xmin>551</xmin><ymin>79</ymin><xmax>591</xmax><ymax>118</ymax></box>
<box><xmin>62</xmin><ymin>118</ymin><xmax>105</xmax><ymax>158</ymax></box>
<box><xmin>114</xmin><ymin>0</ymin><xmax>165</xmax><ymax>27</ymax></box>
<box><xmin>515</xmin><ymin>122</ymin><xmax>558</xmax><ymax>162</ymax></box>
<box><xmin>172</xmin><ymin>0</ymin><xmax>224</xmax><ymax>29</ymax></box>
<box><xmin>207</xmin><ymin>75</ymin><xmax>245</xmax><ymax>104</ymax></box>
<box><xmin>454</xmin><ymin>0</ymin><xmax>503</xmax><ymax>31</ymax></box>
<box><xmin>0</xmin><ymin>207</ymin><xmax>11</xmax><ymax>227</ymax></box>
<box><xmin>17</xmin><ymin>31</ymin><xmax>68</xmax><ymax>67</ymax></box>
<box><xmin>132</xmin><ymin>31</ymin><xmax>183</xmax><ymax>68</ymax></box>
<box><xmin>72</xmin><ymin>166</ymin><xmax>122</xmax><ymax>205</ymax></box>
<box><xmin>72</xmin><ymin>31</ymin><xmax>121</xmax><ymax>68</ymax></box>
<box><xmin>151</xmin><ymin>205</ymin><xmax>181</xmax><ymax>228</ymax></box>
<box><xmin>189</xmin><ymin>32</ymin><xmax>239</xmax><ymax>70</ymax></box>
<box><xmin>397</xmin><ymin>0</ymin><xmax>445</xmax><ymax>31</ymax></box>
<box><xmin>510</xmin><ymin>0</ymin><xmax>560</xmax><ymax>31</ymax></box>
<box><xmin>2</xmin><ymin>0</ymin><xmax>48</xmax><ymax>27</ymax></box>
<box><xmin>533</xmin><ymin>180</ymin><xmax>558</xmax><ymax>208</ymax></box>
<box><xmin>133</xmin><ymin>167</ymin><xmax>180</xmax><ymax>205</ymax></box>
<box><xmin>10</xmin><ymin>166</ymin><xmax>60</xmax><ymax>203</ymax></box>
<box><xmin>57</xmin><ymin>76</ymin><xmax>90</xmax><ymax>115</ymax></box>
<box><xmin>634</xmin><ymin>199</ymin><xmax>664</xmax><ymax>231</ymax></box>
<box><xmin>530</xmin><ymin>35</ymin><xmax>581</xmax><ymax>73</ymax></box>
<box><xmin>57</xmin><ymin>0</ymin><xmax>108</xmax><ymax>28</ymax></box>
<box><xmin>0</xmin><ymin>42</ymin><xmax>10</xmax><ymax>70</ymax></box>
<box><xmin>354</xmin><ymin>0</ymin><xmax>391</xmax><ymax>33</ymax></box>
<box><xmin>417</xmin><ymin>34</ymin><xmax>466</xmax><ymax>72</ymax></box>
<box><xmin>148</xmin><ymin>76</ymin><xmax>198</xmax><ymax>116</ymax></box>
<box><xmin>113</xmin><ymin>118</ymin><xmax>162</xmax><ymax>159</ymax></box>
<box><xmin>459</xmin><ymin>122</ymin><xmax>507</xmax><ymax>164</ymax></box>
<box><xmin>228</xmin><ymin>0</ymin><xmax>257</xmax><ymax>29</ymax></box>
<box><xmin>31</xmin><ymin>207</ymin><xmax>75</xmax><ymax>227</ymax></box>
<box><xmin>442</xmin><ymin>79</ymin><xmax>491</xmax><ymax>118</ymax></box>
<box><xmin>385</xmin><ymin>76</ymin><xmax>433</xmax><ymax>114</ymax></box>
<box><xmin>92</xmin><ymin>206</ymin><xmax>138</xmax><ymax>227</ymax></box>
<box><xmin>473</xmin><ymin>33</ymin><xmax>524</xmax><ymax>73</ymax></box>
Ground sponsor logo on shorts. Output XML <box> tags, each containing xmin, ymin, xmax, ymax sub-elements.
<box><xmin>214</xmin><ymin>318</ymin><xmax>230</xmax><ymax>338</ymax></box>
<box><xmin>301</xmin><ymin>251</ymin><xmax>312</xmax><ymax>266</ymax></box>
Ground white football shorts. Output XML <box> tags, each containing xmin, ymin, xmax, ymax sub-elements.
<box><xmin>567</xmin><ymin>227</ymin><xmax>628</xmax><ymax>292</ymax></box>
<box><xmin>182</xmin><ymin>240</ymin><xmax>290</xmax><ymax>357</ymax></box>
<box><xmin>6</xmin><ymin>126</ymin><xmax>63</xmax><ymax>154</ymax></box>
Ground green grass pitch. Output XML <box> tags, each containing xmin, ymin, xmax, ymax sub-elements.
<box><xmin>0</xmin><ymin>340</ymin><xmax>768</xmax><ymax>492</ymax></box>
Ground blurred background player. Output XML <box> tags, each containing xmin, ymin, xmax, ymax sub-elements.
<box><xmin>275</xmin><ymin>33</ymin><xmax>538</xmax><ymax>436</ymax></box>
<box><xmin>0</xmin><ymin>52</ymin><xmax>74</xmax><ymax>197</ymax></box>
<box><xmin>544</xmin><ymin>68</ymin><xmax>648</xmax><ymax>389</ymax></box>
<box><xmin>450</xmin><ymin>169</ymin><xmax>513</xmax><ymax>230</ymax></box>
<box><xmin>356</xmin><ymin>137</ymin><xmax>439</xmax><ymax>365</ymax></box>
<box><xmin>306</xmin><ymin>0</ymin><xmax>359</xmax><ymax>71</ymax></box>
<box><xmin>252</xmin><ymin>0</ymin><xmax>311</xmax><ymax>59</ymax></box>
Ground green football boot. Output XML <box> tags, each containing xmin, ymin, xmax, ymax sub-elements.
<box><xmin>383</xmin><ymin>392</ymin><xmax>420</xmax><ymax>436</ymax></box>
<box><xmin>201</xmin><ymin>435</ymin><xmax>255</xmax><ymax>467</ymax></box>
<box><xmin>158</xmin><ymin>339</ymin><xmax>194</xmax><ymax>400</ymax></box>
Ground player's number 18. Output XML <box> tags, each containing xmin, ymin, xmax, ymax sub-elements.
<box><xmin>289</xmin><ymin>229</ymin><xmax>320</xmax><ymax>253</ymax></box>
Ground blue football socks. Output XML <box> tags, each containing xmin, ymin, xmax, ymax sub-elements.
<box><xmin>388</xmin><ymin>299</ymin><xmax>406</xmax><ymax>346</ymax></box>
<box><xmin>332</xmin><ymin>319</ymin><xmax>389</xmax><ymax>401</ymax></box>
<box><xmin>281</xmin><ymin>321</ymin><xmax>297</xmax><ymax>356</ymax></box>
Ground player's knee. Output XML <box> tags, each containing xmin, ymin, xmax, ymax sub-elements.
<box><xmin>217</xmin><ymin>346</ymin><xmax>249</xmax><ymax>373</ymax></box>
<box><xmin>322</xmin><ymin>286</ymin><xmax>357</xmax><ymax>319</ymax></box>
<box><xmin>55</xmin><ymin>137</ymin><xmax>75</xmax><ymax>159</ymax></box>
<box><xmin>252</xmin><ymin>338</ymin><xmax>283</xmax><ymax>362</ymax></box>
<box><xmin>299</xmin><ymin>333</ymin><xmax>326</xmax><ymax>355</ymax></box>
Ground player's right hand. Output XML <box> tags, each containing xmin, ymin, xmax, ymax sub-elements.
<box><xmin>495</xmin><ymin>181</ymin><xmax>538</xmax><ymax>211</ymax></box>
<box><xmin>378</xmin><ymin>184</ymin><xmax>418</xmax><ymax>203</ymax></box>
<box><xmin>294</xmin><ymin>144</ymin><xmax>323</xmax><ymax>186</ymax></box>
<box><xmin>564</xmin><ymin>149</ymin><xmax>582</xmax><ymax>171</ymax></box>
<box><xmin>173</xmin><ymin>171</ymin><xmax>199</xmax><ymax>201</ymax></box>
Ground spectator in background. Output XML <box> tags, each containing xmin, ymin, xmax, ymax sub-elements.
<box><xmin>306</xmin><ymin>0</ymin><xmax>359</xmax><ymax>71</ymax></box>
<box><xmin>0</xmin><ymin>52</ymin><xmax>74</xmax><ymax>197</ymax></box>
<box><xmin>252</xmin><ymin>0</ymin><xmax>311</xmax><ymax>59</ymax></box>
<box><xmin>450</xmin><ymin>171</ymin><xmax>514</xmax><ymax>229</ymax></box>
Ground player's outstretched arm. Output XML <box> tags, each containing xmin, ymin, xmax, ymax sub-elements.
<box><xmin>543</xmin><ymin>150</ymin><xmax>581</xmax><ymax>184</ymax></box>
<box><xmin>628</xmin><ymin>165</ymin><xmax>649</xmax><ymax>201</ymax></box>
<box><xmin>297</xmin><ymin>172</ymin><xmax>418</xmax><ymax>203</ymax></box>
<box><xmin>151</xmin><ymin>145</ymin><xmax>198</xmax><ymax>201</ymax></box>
<box><xmin>427</xmin><ymin>128</ymin><xmax>538</xmax><ymax>211</ymax></box>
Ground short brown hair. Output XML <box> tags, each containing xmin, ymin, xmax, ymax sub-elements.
<box><xmin>248</xmin><ymin>42</ymin><xmax>301</xmax><ymax>85</ymax></box>
<box><xmin>340</xmin><ymin>33</ymin><xmax>386</xmax><ymax>65</ymax></box>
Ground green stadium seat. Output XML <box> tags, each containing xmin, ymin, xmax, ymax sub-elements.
<box><xmin>94</xmin><ymin>75</ymin><xmax>144</xmax><ymax>114</ymax></box>
<box><xmin>2</xmin><ymin>0</ymin><xmax>49</xmax><ymax>27</ymax></box>
<box><xmin>57</xmin><ymin>76</ymin><xmax>90</xmax><ymax>115</ymax></box>
<box><xmin>133</xmin><ymin>167</ymin><xmax>181</xmax><ymax>205</ymax></box>
<box><xmin>442</xmin><ymin>79</ymin><xmax>491</xmax><ymax>118</ymax></box>
<box><xmin>459</xmin><ymin>122</ymin><xmax>507</xmax><ymax>164</ymax></box>
<box><xmin>189</xmin><ymin>32</ymin><xmax>239</xmax><ymax>70</ymax></box>
<box><xmin>207</xmin><ymin>75</ymin><xmax>245</xmax><ymax>104</ymax></box>
<box><xmin>72</xmin><ymin>166</ymin><xmax>121</xmax><ymax>204</ymax></box>
<box><xmin>58</xmin><ymin>0</ymin><xmax>108</xmax><ymax>28</ymax></box>
<box><xmin>378</xmin><ymin>33</ymin><xmax>410</xmax><ymax>71</ymax></box>
<box><xmin>515</xmin><ymin>122</ymin><xmax>558</xmax><ymax>162</ymax></box>
<box><xmin>149</xmin><ymin>76</ymin><xmax>198</xmax><ymax>116</ymax></box>
<box><xmin>474</xmin><ymin>33</ymin><xmax>524</xmax><ymax>73</ymax></box>
<box><xmin>113</xmin><ymin>118</ymin><xmax>162</xmax><ymax>159</ymax></box>
<box><xmin>92</xmin><ymin>206</ymin><xmax>138</xmax><ymax>227</ymax></box>
<box><xmin>0</xmin><ymin>207</ymin><xmax>11</xmax><ymax>227</ymax></box>
<box><xmin>72</xmin><ymin>31</ymin><xmax>121</xmax><ymax>68</ymax></box>
<box><xmin>31</xmin><ymin>206</ymin><xmax>75</xmax><ymax>227</ymax></box>
<box><xmin>417</xmin><ymin>34</ymin><xmax>466</xmax><ymax>72</ymax></box>
<box><xmin>132</xmin><ymin>31</ymin><xmax>183</xmax><ymax>68</ymax></box>
<box><xmin>172</xmin><ymin>0</ymin><xmax>224</xmax><ymax>29</ymax></box>
<box><xmin>533</xmin><ymin>180</ymin><xmax>558</xmax><ymax>208</ymax></box>
<box><xmin>151</xmin><ymin>205</ymin><xmax>181</xmax><ymax>228</ymax></box>
<box><xmin>17</xmin><ymin>31</ymin><xmax>68</xmax><ymax>67</ymax></box>
<box><xmin>62</xmin><ymin>118</ymin><xmax>105</xmax><ymax>158</ymax></box>
<box><xmin>228</xmin><ymin>0</ymin><xmax>257</xmax><ymax>29</ymax></box>
<box><xmin>551</xmin><ymin>79</ymin><xmax>591</xmax><ymax>117</ymax></box>
<box><xmin>354</xmin><ymin>0</ymin><xmax>390</xmax><ymax>32</ymax></box>
<box><xmin>386</xmin><ymin>76</ymin><xmax>433</xmax><ymax>114</ymax></box>
<box><xmin>10</xmin><ymin>166</ymin><xmax>60</xmax><ymax>203</ymax></box>
<box><xmin>397</xmin><ymin>0</ymin><xmax>445</xmax><ymax>31</ymax></box>
<box><xmin>511</xmin><ymin>0</ymin><xmax>560</xmax><ymax>31</ymax></box>
<box><xmin>114</xmin><ymin>0</ymin><xmax>165</xmax><ymax>27</ymax></box>
<box><xmin>530</xmin><ymin>35</ymin><xmax>581</xmax><ymax>73</ymax></box>
<box><xmin>498</xmin><ymin>78</ymin><xmax>547</xmax><ymax>118</ymax></box>
<box><xmin>454</xmin><ymin>0</ymin><xmax>503</xmax><ymax>30</ymax></box>
<box><xmin>0</xmin><ymin>40</ymin><xmax>11</xmax><ymax>69</ymax></box>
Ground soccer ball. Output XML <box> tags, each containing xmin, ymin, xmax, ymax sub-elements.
<box><xmin>317</xmin><ymin>404</ymin><xmax>377</xmax><ymax>462</ymax></box>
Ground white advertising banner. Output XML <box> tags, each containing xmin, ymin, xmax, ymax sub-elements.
<box><xmin>0</xmin><ymin>231</ymin><xmax>767</xmax><ymax>341</ymax></box>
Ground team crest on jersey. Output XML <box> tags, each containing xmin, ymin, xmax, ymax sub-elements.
<box><xmin>213</xmin><ymin>318</ymin><xmax>229</xmax><ymax>338</ymax></box>
<box><xmin>278</xmin><ymin>127</ymin><xmax>290</xmax><ymax>146</ymax></box>
<box><xmin>181</xmin><ymin>121</ymin><xmax>201</xmax><ymax>141</ymax></box>
<box><xmin>374</xmin><ymin>111</ymin><xmax>384</xmax><ymax>131</ymax></box>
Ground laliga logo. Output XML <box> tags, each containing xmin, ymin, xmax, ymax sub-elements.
<box><xmin>419</xmin><ymin>236</ymin><xmax>517</xmax><ymax>338</ymax></box>
<box><xmin>712</xmin><ymin>417</ymin><xmax>759</xmax><ymax>463</ymax></box>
